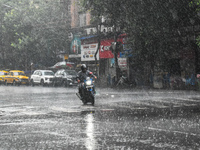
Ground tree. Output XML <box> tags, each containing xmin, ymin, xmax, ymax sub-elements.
<box><xmin>0</xmin><ymin>0</ymin><xmax>71</xmax><ymax>70</ymax></box>
<box><xmin>81</xmin><ymin>0</ymin><xmax>200</xmax><ymax>84</ymax></box>
<box><xmin>190</xmin><ymin>0</ymin><xmax>200</xmax><ymax>73</ymax></box>
<box><xmin>81</xmin><ymin>0</ymin><xmax>127</xmax><ymax>81</ymax></box>
<box><xmin>124</xmin><ymin>0</ymin><xmax>198</xmax><ymax>72</ymax></box>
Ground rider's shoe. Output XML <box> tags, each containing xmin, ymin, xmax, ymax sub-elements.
<box><xmin>76</xmin><ymin>92</ymin><xmax>83</xmax><ymax>100</ymax></box>
<box><xmin>79</xmin><ymin>93</ymin><xmax>83</xmax><ymax>100</ymax></box>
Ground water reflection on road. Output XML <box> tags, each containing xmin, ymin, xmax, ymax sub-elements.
<box><xmin>84</xmin><ymin>112</ymin><xmax>96</xmax><ymax>150</ymax></box>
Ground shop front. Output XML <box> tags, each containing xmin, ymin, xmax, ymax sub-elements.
<box><xmin>99</xmin><ymin>34</ymin><xmax>132</xmax><ymax>86</ymax></box>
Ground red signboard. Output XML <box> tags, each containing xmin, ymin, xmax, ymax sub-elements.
<box><xmin>99</xmin><ymin>34</ymin><xmax>126</xmax><ymax>58</ymax></box>
<box><xmin>100</xmin><ymin>39</ymin><xmax>114</xmax><ymax>58</ymax></box>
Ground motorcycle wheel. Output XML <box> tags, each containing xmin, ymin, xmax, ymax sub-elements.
<box><xmin>90</xmin><ymin>92</ymin><xmax>95</xmax><ymax>105</ymax></box>
<box><xmin>82</xmin><ymin>98</ymin><xmax>87</xmax><ymax>105</ymax></box>
<box><xmin>91</xmin><ymin>98</ymin><xmax>95</xmax><ymax>106</ymax></box>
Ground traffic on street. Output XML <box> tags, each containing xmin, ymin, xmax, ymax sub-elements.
<box><xmin>0</xmin><ymin>85</ymin><xmax>200</xmax><ymax>149</ymax></box>
<box><xmin>2</xmin><ymin>0</ymin><xmax>200</xmax><ymax>149</ymax></box>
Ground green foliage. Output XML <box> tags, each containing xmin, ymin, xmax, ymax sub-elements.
<box><xmin>81</xmin><ymin>0</ymin><xmax>198</xmax><ymax>72</ymax></box>
<box><xmin>190</xmin><ymin>0</ymin><xmax>200</xmax><ymax>47</ymax></box>
<box><xmin>0</xmin><ymin>0</ymin><xmax>70</xmax><ymax>70</ymax></box>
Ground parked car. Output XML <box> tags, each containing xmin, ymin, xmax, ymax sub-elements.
<box><xmin>0</xmin><ymin>70</ymin><xmax>9</xmax><ymax>84</ymax></box>
<box><xmin>4</xmin><ymin>70</ymin><xmax>29</xmax><ymax>86</ymax></box>
<box><xmin>53</xmin><ymin>69</ymin><xmax>78</xmax><ymax>87</ymax></box>
<box><xmin>30</xmin><ymin>70</ymin><xmax>54</xmax><ymax>86</ymax></box>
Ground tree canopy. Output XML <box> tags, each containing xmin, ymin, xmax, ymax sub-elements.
<box><xmin>1</xmin><ymin>0</ymin><xmax>200</xmax><ymax>75</ymax></box>
<box><xmin>81</xmin><ymin>0</ymin><xmax>200</xmax><ymax>74</ymax></box>
<box><xmin>0</xmin><ymin>0</ymin><xmax>70</xmax><ymax>70</ymax></box>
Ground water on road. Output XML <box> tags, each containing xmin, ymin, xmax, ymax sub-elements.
<box><xmin>0</xmin><ymin>86</ymin><xmax>200</xmax><ymax>149</ymax></box>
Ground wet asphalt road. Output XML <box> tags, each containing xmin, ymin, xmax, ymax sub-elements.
<box><xmin>1</xmin><ymin>86</ymin><xmax>200</xmax><ymax>150</ymax></box>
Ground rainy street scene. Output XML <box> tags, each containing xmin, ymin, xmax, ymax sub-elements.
<box><xmin>1</xmin><ymin>86</ymin><xmax>200</xmax><ymax>150</ymax></box>
<box><xmin>1</xmin><ymin>0</ymin><xmax>200</xmax><ymax>149</ymax></box>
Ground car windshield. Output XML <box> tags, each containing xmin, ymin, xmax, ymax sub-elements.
<box><xmin>0</xmin><ymin>72</ymin><xmax>7</xmax><ymax>75</ymax></box>
<box><xmin>44</xmin><ymin>72</ymin><xmax>54</xmax><ymax>76</ymax></box>
<box><xmin>14</xmin><ymin>72</ymin><xmax>25</xmax><ymax>76</ymax></box>
<box><xmin>66</xmin><ymin>70</ymin><xmax>77</xmax><ymax>75</ymax></box>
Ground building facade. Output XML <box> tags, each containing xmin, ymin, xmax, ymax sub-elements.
<box><xmin>65</xmin><ymin>1</ymin><xmax>200</xmax><ymax>88</ymax></box>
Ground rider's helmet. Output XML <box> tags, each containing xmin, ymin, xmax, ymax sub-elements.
<box><xmin>81</xmin><ymin>64</ymin><xmax>87</xmax><ymax>73</ymax></box>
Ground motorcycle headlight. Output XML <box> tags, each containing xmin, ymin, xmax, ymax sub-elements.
<box><xmin>85</xmin><ymin>80</ymin><xmax>92</xmax><ymax>86</ymax></box>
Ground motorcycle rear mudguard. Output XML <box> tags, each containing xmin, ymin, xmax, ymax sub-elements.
<box><xmin>82</xmin><ymin>90</ymin><xmax>95</xmax><ymax>105</ymax></box>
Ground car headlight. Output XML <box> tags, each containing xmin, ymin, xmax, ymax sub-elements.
<box><xmin>85</xmin><ymin>80</ymin><xmax>92</xmax><ymax>86</ymax></box>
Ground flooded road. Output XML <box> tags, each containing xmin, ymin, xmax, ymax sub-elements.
<box><xmin>0</xmin><ymin>86</ymin><xmax>200</xmax><ymax>149</ymax></box>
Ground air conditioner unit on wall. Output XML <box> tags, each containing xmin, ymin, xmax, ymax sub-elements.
<box><xmin>93</xmin><ymin>28</ymin><xmax>97</xmax><ymax>34</ymax></box>
<box><xmin>85</xmin><ymin>29</ymin><xmax>90</xmax><ymax>35</ymax></box>
<box><xmin>68</xmin><ymin>32</ymin><xmax>73</xmax><ymax>39</ymax></box>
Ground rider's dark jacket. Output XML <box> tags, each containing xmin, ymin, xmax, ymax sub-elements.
<box><xmin>76</xmin><ymin>70</ymin><xmax>95</xmax><ymax>82</ymax></box>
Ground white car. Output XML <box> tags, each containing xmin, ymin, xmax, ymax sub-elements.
<box><xmin>30</xmin><ymin>70</ymin><xmax>54</xmax><ymax>86</ymax></box>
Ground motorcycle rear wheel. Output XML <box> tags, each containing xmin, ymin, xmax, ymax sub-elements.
<box><xmin>82</xmin><ymin>99</ymin><xmax>87</xmax><ymax>105</ymax></box>
<box><xmin>91</xmin><ymin>98</ymin><xmax>95</xmax><ymax>106</ymax></box>
<box><xmin>82</xmin><ymin>94</ymin><xmax>95</xmax><ymax>105</ymax></box>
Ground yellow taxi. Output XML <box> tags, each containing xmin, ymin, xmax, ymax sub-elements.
<box><xmin>0</xmin><ymin>70</ymin><xmax>9</xmax><ymax>84</ymax></box>
<box><xmin>4</xmin><ymin>70</ymin><xmax>29</xmax><ymax>86</ymax></box>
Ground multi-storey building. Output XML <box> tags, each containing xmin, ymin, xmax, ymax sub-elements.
<box><xmin>66</xmin><ymin>1</ymin><xmax>129</xmax><ymax>86</ymax></box>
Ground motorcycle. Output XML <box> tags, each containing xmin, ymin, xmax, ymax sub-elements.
<box><xmin>76</xmin><ymin>76</ymin><xmax>96</xmax><ymax>105</ymax></box>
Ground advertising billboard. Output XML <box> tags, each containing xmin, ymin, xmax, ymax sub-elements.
<box><xmin>81</xmin><ymin>43</ymin><xmax>99</xmax><ymax>61</ymax></box>
<box><xmin>99</xmin><ymin>35</ymin><xmax>125</xmax><ymax>59</ymax></box>
<box><xmin>70</xmin><ymin>36</ymin><xmax>81</xmax><ymax>56</ymax></box>
<box><xmin>118</xmin><ymin>58</ymin><xmax>127</xmax><ymax>69</ymax></box>
<box><xmin>100</xmin><ymin>39</ymin><xmax>114</xmax><ymax>58</ymax></box>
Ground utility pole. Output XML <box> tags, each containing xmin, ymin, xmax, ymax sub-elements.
<box><xmin>113</xmin><ymin>25</ymin><xmax>120</xmax><ymax>82</ymax></box>
<box><xmin>94</xmin><ymin>17</ymin><xmax>103</xmax><ymax>78</ymax></box>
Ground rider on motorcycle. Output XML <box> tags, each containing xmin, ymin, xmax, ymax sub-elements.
<box><xmin>76</xmin><ymin>64</ymin><xmax>97</xmax><ymax>99</ymax></box>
